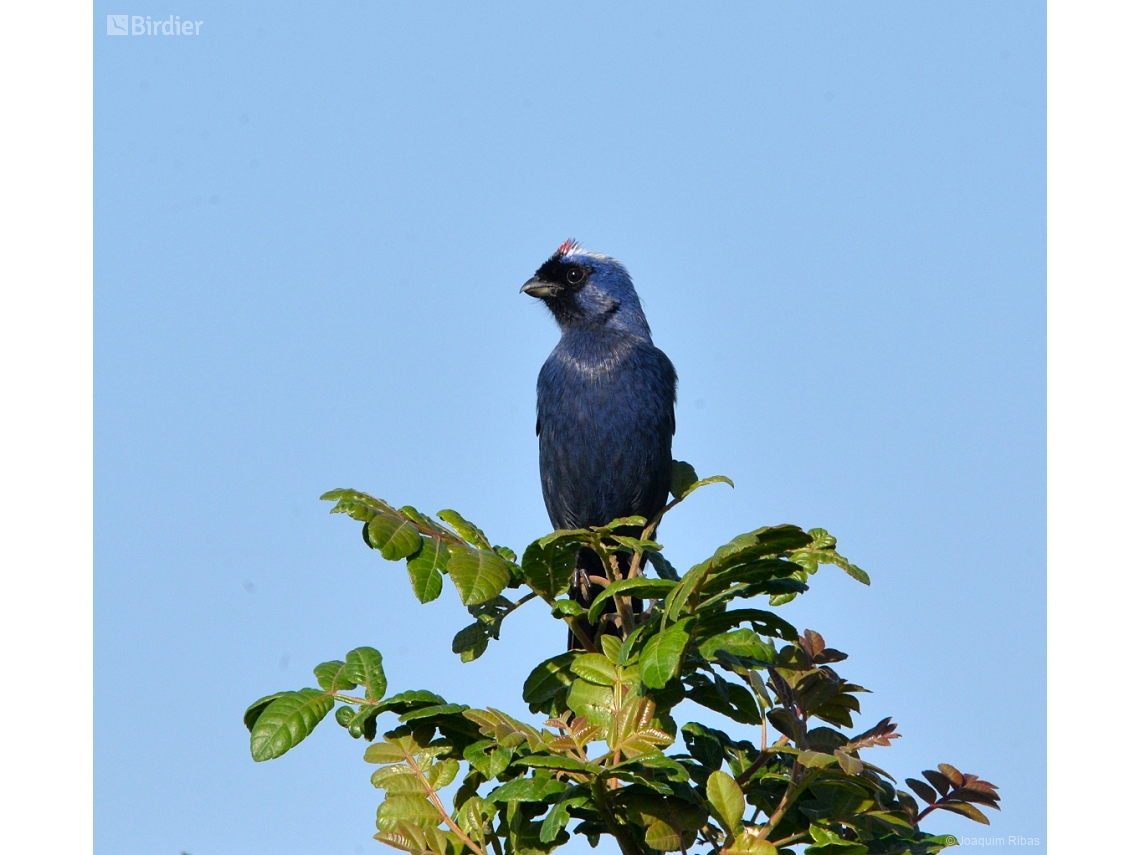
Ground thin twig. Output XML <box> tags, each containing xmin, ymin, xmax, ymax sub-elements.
<box><xmin>771</xmin><ymin>831</ymin><xmax>809</xmax><ymax>848</ymax></box>
<box><xmin>401</xmin><ymin>748</ymin><xmax>487</xmax><ymax>855</ymax></box>
<box><xmin>566</xmin><ymin>616</ymin><xmax>598</xmax><ymax>653</ymax></box>
<box><xmin>503</xmin><ymin>591</ymin><xmax>538</xmax><ymax>615</ymax></box>
<box><xmin>755</xmin><ymin>768</ymin><xmax>818</xmax><ymax>841</ymax></box>
<box><xmin>606</xmin><ymin>552</ymin><xmax>636</xmax><ymax>637</ymax></box>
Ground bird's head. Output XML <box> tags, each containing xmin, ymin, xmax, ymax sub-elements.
<box><xmin>521</xmin><ymin>240</ymin><xmax>651</xmax><ymax>338</ymax></box>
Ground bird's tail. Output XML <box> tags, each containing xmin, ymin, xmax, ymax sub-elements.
<box><xmin>567</xmin><ymin>547</ymin><xmax>644</xmax><ymax>651</ymax></box>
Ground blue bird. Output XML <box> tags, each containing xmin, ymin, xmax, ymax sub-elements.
<box><xmin>522</xmin><ymin>240</ymin><xmax>677</xmax><ymax>649</ymax></box>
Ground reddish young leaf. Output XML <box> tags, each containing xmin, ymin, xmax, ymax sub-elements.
<box><xmin>922</xmin><ymin>769</ymin><xmax>952</xmax><ymax>797</ymax></box>
<box><xmin>800</xmin><ymin>629</ymin><xmax>826</xmax><ymax>659</ymax></box>
<box><xmin>905</xmin><ymin>778</ymin><xmax>939</xmax><ymax>805</ymax></box>
<box><xmin>938</xmin><ymin>763</ymin><xmax>965</xmax><ymax>787</ymax></box>
<box><xmin>940</xmin><ymin>801</ymin><xmax>990</xmax><ymax>824</ymax></box>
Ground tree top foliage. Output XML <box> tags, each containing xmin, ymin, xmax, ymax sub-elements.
<box><xmin>245</xmin><ymin>463</ymin><xmax>997</xmax><ymax>855</ymax></box>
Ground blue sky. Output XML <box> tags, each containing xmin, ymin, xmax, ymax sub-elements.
<box><xmin>95</xmin><ymin>3</ymin><xmax>1045</xmax><ymax>853</ymax></box>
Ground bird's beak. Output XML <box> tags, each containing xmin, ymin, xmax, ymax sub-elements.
<box><xmin>521</xmin><ymin>277</ymin><xmax>559</xmax><ymax>298</ymax></box>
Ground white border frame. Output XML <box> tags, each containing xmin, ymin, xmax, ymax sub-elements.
<box><xmin>0</xmin><ymin>5</ymin><xmax>93</xmax><ymax>851</ymax></box>
<box><xmin>1</xmin><ymin>3</ymin><xmax>1133</xmax><ymax>851</ymax></box>
<box><xmin>1048</xmin><ymin>1</ymin><xmax>1138</xmax><ymax>851</ymax></box>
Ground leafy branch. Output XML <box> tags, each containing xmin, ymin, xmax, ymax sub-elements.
<box><xmin>246</xmin><ymin>463</ymin><xmax>998</xmax><ymax>855</ymax></box>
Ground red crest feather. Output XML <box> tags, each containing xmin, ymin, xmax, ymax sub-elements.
<box><xmin>556</xmin><ymin>238</ymin><xmax>579</xmax><ymax>256</ymax></box>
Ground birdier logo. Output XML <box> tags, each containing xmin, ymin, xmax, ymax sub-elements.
<box><xmin>106</xmin><ymin>15</ymin><xmax>204</xmax><ymax>36</ymax></box>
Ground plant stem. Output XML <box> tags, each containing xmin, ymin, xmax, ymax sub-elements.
<box><xmin>503</xmin><ymin>591</ymin><xmax>538</xmax><ymax>615</ymax></box>
<box><xmin>401</xmin><ymin>750</ymin><xmax>487</xmax><ymax>855</ymax></box>
<box><xmin>566</xmin><ymin>616</ymin><xmax>598</xmax><ymax>653</ymax></box>
<box><xmin>733</xmin><ymin>736</ymin><xmax>787</xmax><ymax>787</ymax></box>
<box><xmin>641</xmin><ymin>498</ymin><xmax>680</xmax><ymax>544</ymax></box>
<box><xmin>771</xmin><ymin>831</ymin><xmax>809</xmax><ymax>847</ymax></box>
<box><xmin>756</xmin><ymin>767</ymin><xmax>818</xmax><ymax>841</ymax></box>
<box><xmin>914</xmin><ymin>802</ymin><xmax>944</xmax><ymax>824</ymax></box>
<box><xmin>606</xmin><ymin>552</ymin><xmax>636</xmax><ymax>637</ymax></box>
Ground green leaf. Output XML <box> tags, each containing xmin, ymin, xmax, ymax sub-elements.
<box><xmin>609</xmin><ymin>751</ymin><xmax>689</xmax><ymax>782</ymax></box>
<box><xmin>566</xmin><ymin>679</ymin><xmax>615</xmax><ymax>727</ymax></box>
<box><xmin>834</xmin><ymin>750</ymin><xmax>863</xmax><ymax>776</ymax></box>
<box><xmin>425</xmin><ymin>758</ymin><xmax>461</xmax><ymax>789</ymax></box>
<box><xmin>618</xmin><ymin>622</ymin><xmax>651</xmax><ymax>666</ymax></box>
<box><xmin>398</xmin><ymin>702</ymin><xmax>470</xmax><ymax>723</ymax></box>
<box><xmin>571</xmin><ymin>653</ymin><xmax>618</xmax><ymax>686</ymax></box>
<box><xmin>406</xmin><ymin>537</ymin><xmax>448</xmax><ymax>603</ymax></box>
<box><xmin>593</xmin><ymin>515</ymin><xmax>647</xmax><ymax>531</ymax></box>
<box><xmin>695</xmin><ymin>608</ymin><xmax>798</xmax><ymax>641</ymax></box>
<box><xmin>523</xmin><ymin>652</ymin><xmax>577</xmax><ymax>711</ymax></box>
<box><xmin>687</xmin><ymin>679</ymin><xmax>763</xmax><ymax>725</ymax></box>
<box><xmin>682</xmin><ymin>475</ymin><xmax>734</xmax><ymax>499</ymax></box>
<box><xmin>437</xmin><ymin>509</ymin><xmax>492</xmax><ymax>549</ymax></box>
<box><xmin>375</xmin><ymin>794</ymin><xmax>441</xmax><ymax>832</ymax></box>
<box><xmin>493</xmin><ymin>544</ymin><xmax>517</xmax><ymax>563</ymax></box>
<box><xmin>540</xmin><ymin>791</ymin><xmax>591</xmax><ymax>843</ymax></box>
<box><xmin>520</xmin><ymin>541</ymin><xmax>577</xmax><ymax>600</ymax></box>
<box><xmin>798</xmin><ymin>749</ymin><xmax>838</xmax><ymax>768</ymax></box>
<box><xmin>447</xmin><ymin>548</ymin><xmax>513</xmax><ymax>606</ymax></box>
<box><xmin>249</xmin><ymin>689</ymin><xmax>334</xmax><ymax>761</ymax></box>
<box><xmin>322</xmin><ymin>489</ymin><xmax>397</xmax><ymax>522</ymax></box>
<box><xmin>611</xmin><ymin>535</ymin><xmax>662</xmax><ymax>552</ymax></box>
<box><xmin>600</xmin><ymin>634</ymin><xmax>624</xmax><ymax>664</ymax></box>
<box><xmin>537</xmin><ymin>526</ymin><xmax>592</xmax><ymax>549</ymax></box>
<box><xmin>751</xmin><ymin>524</ymin><xmax>814</xmax><ymax>554</ymax></box>
<box><xmin>364</xmin><ymin>739</ymin><xmax>410</xmax><ymax>764</ymax></box>
<box><xmin>371</xmin><ymin>766</ymin><xmax>422</xmax><ymax>795</ymax></box>
<box><xmin>647</xmin><ymin>551</ymin><xmax>680</xmax><ymax>581</ymax></box>
<box><xmin>703</xmin><ymin>558</ymin><xmax>802</xmax><ymax>594</ymax></box>
<box><xmin>550</xmin><ymin>599</ymin><xmax>584</xmax><ymax>618</ymax></box>
<box><xmin>840</xmin><ymin>561</ymin><xmax>870</xmax><ymax>585</ymax></box>
<box><xmin>243</xmin><ymin>692</ymin><xmax>286</xmax><ymax>732</ymax></box>
<box><xmin>803</xmin><ymin>841</ymin><xmax>868</xmax><ymax>855</ymax></box>
<box><xmin>344</xmin><ymin>647</ymin><xmax>387</xmax><ymax>701</ymax></box>
<box><xmin>663</xmin><ymin>563</ymin><xmax>710</xmax><ymax>622</ymax></box>
<box><xmin>640</xmin><ymin>619</ymin><xmax>694</xmax><ymax>689</ymax></box>
<box><xmin>367</xmin><ymin>514</ymin><xmax>423</xmax><ymax>561</ymax></box>
<box><xmin>706</xmin><ymin>769</ymin><xmax>745</xmax><ymax>833</ymax></box>
<box><xmin>670</xmin><ymin>461</ymin><xmax>699</xmax><ymax>499</ymax></box>
<box><xmin>724</xmin><ymin>834</ymin><xmax>777</xmax><ymax>855</ymax></box>
<box><xmin>375</xmin><ymin>689</ymin><xmax>446</xmax><ymax>714</ymax></box>
<box><xmin>345</xmin><ymin>704</ymin><xmax>383</xmax><ymax>740</ymax></box>
<box><xmin>514</xmin><ymin>754</ymin><xmax>601</xmax><ymax>774</ymax></box>
<box><xmin>313</xmin><ymin>660</ymin><xmax>356</xmax><ymax>693</ymax></box>
<box><xmin>463</xmin><ymin>740</ymin><xmax>513</xmax><ymax>780</ymax></box>
<box><xmin>488</xmin><ymin>776</ymin><xmax>568</xmax><ymax>803</ymax></box>
<box><xmin>646</xmin><ymin>819</ymin><xmax>683</xmax><ymax>851</ymax></box>
<box><xmin>587</xmin><ymin>578</ymin><xmax>677</xmax><ymax>625</ymax></box>
<box><xmin>698</xmin><ymin>629</ymin><xmax>774</xmax><ymax>665</ymax></box>
<box><xmin>452</xmin><ymin>623</ymin><xmax>490</xmax><ymax>663</ymax></box>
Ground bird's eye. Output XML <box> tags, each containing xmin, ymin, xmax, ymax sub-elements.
<box><xmin>565</xmin><ymin>268</ymin><xmax>585</xmax><ymax>285</ymax></box>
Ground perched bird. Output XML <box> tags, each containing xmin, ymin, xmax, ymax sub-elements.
<box><xmin>522</xmin><ymin>240</ymin><xmax>677</xmax><ymax>649</ymax></box>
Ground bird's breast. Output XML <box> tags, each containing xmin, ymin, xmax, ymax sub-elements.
<box><xmin>546</xmin><ymin>331</ymin><xmax>639</xmax><ymax>381</ymax></box>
